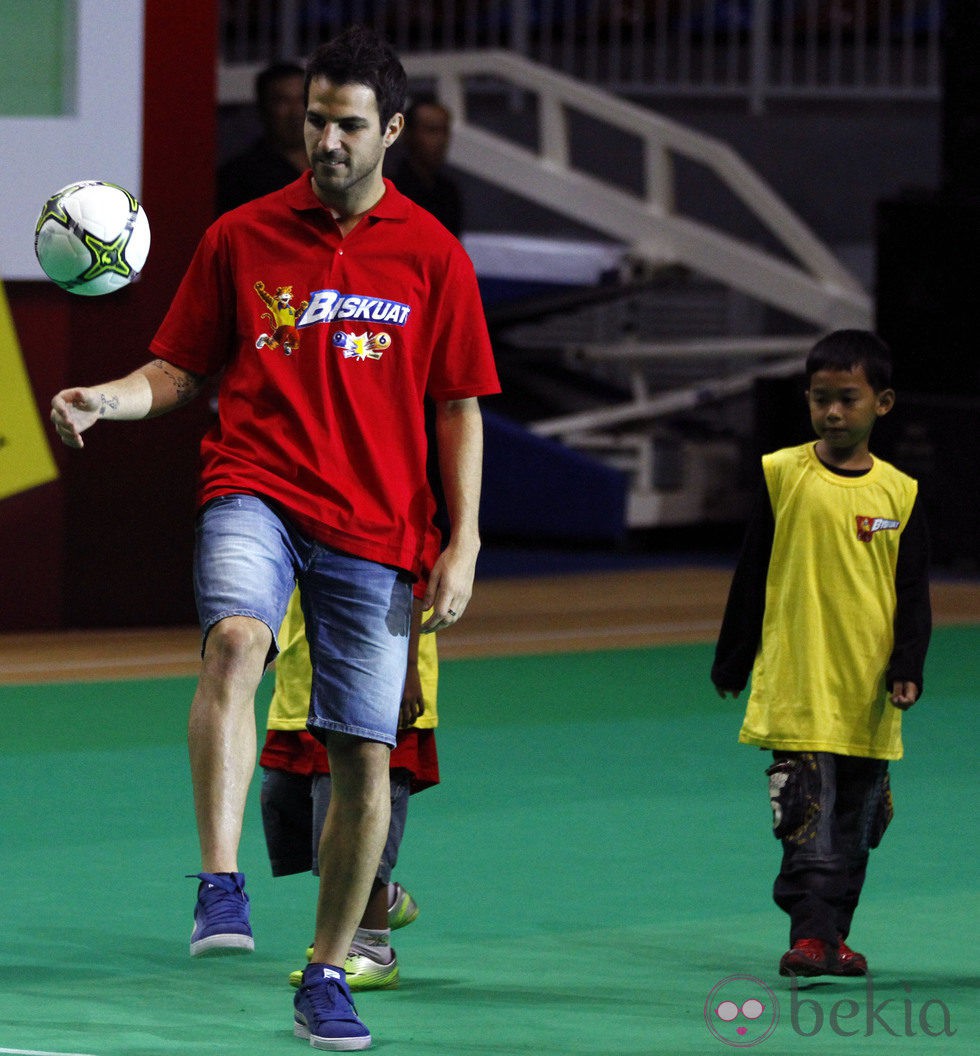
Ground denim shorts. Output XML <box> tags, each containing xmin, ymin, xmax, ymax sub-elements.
<box><xmin>194</xmin><ymin>494</ymin><xmax>412</xmax><ymax>746</ymax></box>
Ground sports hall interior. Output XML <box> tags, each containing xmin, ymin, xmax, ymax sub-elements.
<box><xmin>1</xmin><ymin>3</ymin><xmax>976</xmax><ymax>1055</ymax></box>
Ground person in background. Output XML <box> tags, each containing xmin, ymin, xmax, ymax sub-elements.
<box><xmin>261</xmin><ymin>588</ymin><xmax>440</xmax><ymax>992</ymax></box>
<box><xmin>216</xmin><ymin>61</ymin><xmax>308</xmax><ymax>215</ymax></box>
<box><xmin>390</xmin><ymin>94</ymin><xmax>463</xmax><ymax>237</ymax></box>
<box><xmin>265</xmin><ymin>400</ymin><xmax>450</xmax><ymax>996</ymax></box>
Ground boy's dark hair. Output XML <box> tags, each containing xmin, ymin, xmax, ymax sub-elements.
<box><xmin>255</xmin><ymin>61</ymin><xmax>304</xmax><ymax>108</ymax></box>
<box><xmin>805</xmin><ymin>329</ymin><xmax>893</xmax><ymax>391</ymax></box>
<box><xmin>304</xmin><ymin>25</ymin><xmax>407</xmax><ymax>128</ymax></box>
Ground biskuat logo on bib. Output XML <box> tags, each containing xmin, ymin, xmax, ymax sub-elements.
<box><xmin>856</xmin><ymin>515</ymin><xmax>900</xmax><ymax>543</ymax></box>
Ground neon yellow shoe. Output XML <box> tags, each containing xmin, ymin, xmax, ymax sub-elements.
<box><xmin>288</xmin><ymin>883</ymin><xmax>416</xmax><ymax>988</ymax></box>
<box><xmin>289</xmin><ymin>946</ymin><xmax>399</xmax><ymax>991</ymax></box>
<box><xmin>345</xmin><ymin>945</ymin><xmax>400</xmax><ymax>991</ymax></box>
<box><xmin>387</xmin><ymin>882</ymin><xmax>419</xmax><ymax>930</ymax></box>
<box><xmin>296</xmin><ymin>883</ymin><xmax>417</xmax><ymax>960</ymax></box>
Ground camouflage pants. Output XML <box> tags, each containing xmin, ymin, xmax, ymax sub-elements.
<box><xmin>766</xmin><ymin>751</ymin><xmax>892</xmax><ymax>945</ymax></box>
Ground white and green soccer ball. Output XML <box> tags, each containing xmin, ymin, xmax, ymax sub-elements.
<box><xmin>34</xmin><ymin>179</ymin><xmax>150</xmax><ymax>295</ymax></box>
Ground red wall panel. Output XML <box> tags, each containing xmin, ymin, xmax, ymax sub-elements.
<box><xmin>1</xmin><ymin>0</ymin><xmax>219</xmax><ymax>631</ymax></box>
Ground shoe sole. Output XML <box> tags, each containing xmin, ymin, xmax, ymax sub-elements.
<box><xmin>348</xmin><ymin>962</ymin><xmax>399</xmax><ymax>992</ymax></box>
<box><xmin>190</xmin><ymin>933</ymin><xmax>255</xmax><ymax>957</ymax></box>
<box><xmin>779</xmin><ymin>961</ymin><xmax>827</xmax><ymax>977</ymax></box>
<box><xmin>294</xmin><ymin>1017</ymin><xmax>371</xmax><ymax>1051</ymax></box>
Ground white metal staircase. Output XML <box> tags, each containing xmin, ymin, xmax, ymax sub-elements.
<box><xmin>399</xmin><ymin>50</ymin><xmax>872</xmax><ymax>526</ymax></box>
<box><xmin>404</xmin><ymin>49</ymin><xmax>871</xmax><ymax>329</ymax></box>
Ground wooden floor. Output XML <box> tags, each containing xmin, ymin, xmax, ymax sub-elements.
<box><xmin>1</xmin><ymin>567</ymin><xmax>978</xmax><ymax>684</ymax></box>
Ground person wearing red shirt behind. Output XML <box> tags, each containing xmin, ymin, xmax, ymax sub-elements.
<box><xmin>50</xmin><ymin>25</ymin><xmax>499</xmax><ymax>1052</ymax></box>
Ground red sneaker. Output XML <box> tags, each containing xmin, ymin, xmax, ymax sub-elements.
<box><xmin>779</xmin><ymin>938</ymin><xmax>832</xmax><ymax>977</ymax></box>
<box><xmin>832</xmin><ymin>939</ymin><xmax>869</xmax><ymax>976</ymax></box>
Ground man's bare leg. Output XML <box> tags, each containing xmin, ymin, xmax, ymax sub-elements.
<box><xmin>188</xmin><ymin>615</ymin><xmax>271</xmax><ymax>872</ymax></box>
<box><xmin>310</xmin><ymin>735</ymin><xmax>391</xmax><ymax>967</ymax></box>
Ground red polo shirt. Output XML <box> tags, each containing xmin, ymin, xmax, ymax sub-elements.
<box><xmin>150</xmin><ymin>175</ymin><xmax>499</xmax><ymax>577</ymax></box>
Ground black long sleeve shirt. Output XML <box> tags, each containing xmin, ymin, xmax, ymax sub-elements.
<box><xmin>711</xmin><ymin>466</ymin><xmax>932</xmax><ymax>696</ymax></box>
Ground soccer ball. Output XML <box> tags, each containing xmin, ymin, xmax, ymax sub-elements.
<box><xmin>34</xmin><ymin>180</ymin><xmax>150</xmax><ymax>296</ymax></box>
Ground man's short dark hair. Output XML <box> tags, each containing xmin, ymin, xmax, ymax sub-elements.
<box><xmin>255</xmin><ymin>61</ymin><xmax>305</xmax><ymax>109</ymax></box>
<box><xmin>304</xmin><ymin>25</ymin><xmax>407</xmax><ymax>128</ymax></box>
<box><xmin>404</xmin><ymin>93</ymin><xmax>450</xmax><ymax>129</ymax></box>
<box><xmin>806</xmin><ymin>329</ymin><xmax>894</xmax><ymax>392</ymax></box>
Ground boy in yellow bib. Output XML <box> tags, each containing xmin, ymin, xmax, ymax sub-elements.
<box><xmin>261</xmin><ymin>586</ymin><xmax>440</xmax><ymax>990</ymax></box>
<box><xmin>712</xmin><ymin>330</ymin><xmax>931</xmax><ymax>978</ymax></box>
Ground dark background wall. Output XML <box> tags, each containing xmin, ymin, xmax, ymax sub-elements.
<box><xmin>2</xmin><ymin>0</ymin><xmax>218</xmax><ymax>632</ymax></box>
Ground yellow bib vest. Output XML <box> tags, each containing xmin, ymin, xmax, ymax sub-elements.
<box><xmin>268</xmin><ymin>587</ymin><xmax>439</xmax><ymax>731</ymax></box>
<box><xmin>739</xmin><ymin>443</ymin><xmax>918</xmax><ymax>760</ymax></box>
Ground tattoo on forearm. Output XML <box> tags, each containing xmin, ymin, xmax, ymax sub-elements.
<box><xmin>149</xmin><ymin>358</ymin><xmax>202</xmax><ymax>405</ymax></box>
<box><xmin>98</xmin><ymin>393</ymin><xmax>119</xmax><ymax>417</ymax></box>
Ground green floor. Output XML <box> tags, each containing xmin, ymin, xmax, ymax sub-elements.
<box><xmin>1</xmin><ymin>626</ymin><xmax>976</xmax><ymax>1055</ymax></box>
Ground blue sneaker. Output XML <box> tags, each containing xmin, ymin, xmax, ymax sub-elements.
<box><xmin>293</xmin><ymin>964</ymin><xmax>371</xmax><ymax>1051</ymax></box>
<box><xmin>188</xmin><ymin>871</ymin><xmax>254</xmax><ymax>957</ymax></box>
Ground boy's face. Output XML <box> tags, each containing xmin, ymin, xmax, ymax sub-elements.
<box><xmin>806</xmin><ymin>365</ymin><xmax>894</xmax><ymax>458</ymax></box>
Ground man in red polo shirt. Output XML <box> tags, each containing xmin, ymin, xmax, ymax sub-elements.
<box><xmin>51</xmin><ymin>25</ymin><xmax>498</xmax><ymax>1051</ymax></box>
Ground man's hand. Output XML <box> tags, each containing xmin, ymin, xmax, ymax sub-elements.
<box><xmin>420</xmin><ymin>539</ymin><xmax>478</xmax><ymax>632</ymax></box>
<box><xmin>50</xmin><ymin>388</ymin><xmax>109</xmax><ymax>448</ymax></box>
<box><xmin>50</xmin><ymin>360</ymin><xmax>201</xmax><ymax>448</ymax></box>
<box><xmin>423</xmin><ymin>396</ymin><xmax>484</xmax><ymax>633</ymax></box>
